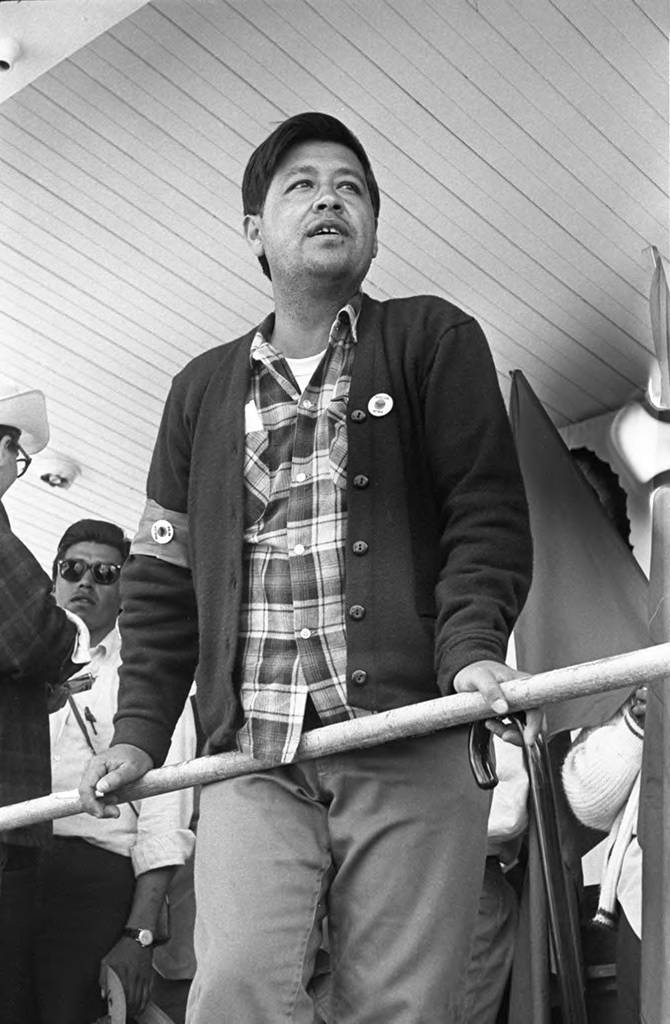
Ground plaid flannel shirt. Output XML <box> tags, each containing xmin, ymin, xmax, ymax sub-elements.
<box><xmin>0</xmin><ymin>503</ymin><xmax>80</xmax><ymax>845</ymax></box>
<box><xmin>235</xmin><ymin>301</ymin><xmax>369</xmax><ymax>761</ymax></box>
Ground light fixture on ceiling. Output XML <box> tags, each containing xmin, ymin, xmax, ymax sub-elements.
<box><xmin>0</xmin><ymin>38</ymin><xmax>21</xmax><ymax>73</ymax></box>
<box><xmin>36</xmin><ymin>452</ymin><xmax>81</xmax><ymax>490</ymax></box>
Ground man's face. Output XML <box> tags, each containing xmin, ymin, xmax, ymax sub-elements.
<box><xmin>54</xmin><ymin>541</ymin><xmax>123</xmax><ymax>643</ymax></box>
<box><xmin>244</xmin><ymin>140</ymin><xmax>378</xmax><ymax>292</ymax></box>
<box><xmin>0</xmin><ymin>430</ymin><xmax>20</xmax><ymax>499</ymax></box>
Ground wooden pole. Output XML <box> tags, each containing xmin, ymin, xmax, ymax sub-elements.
<box><xmin>1</xmin><ymin>642</ymin><xmax>669</xmax><ymax>833</ymax></box>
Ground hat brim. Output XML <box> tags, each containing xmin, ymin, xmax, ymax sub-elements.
<box><xmin>0</xmin><ymin>390</ymin><xmax>49</xmax><ymax>454</ymax></box>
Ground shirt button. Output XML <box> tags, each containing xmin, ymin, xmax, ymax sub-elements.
<box><xmin>353</xmin><ymin>474</ymin><xmax>369</xmax><ymax>489</ymax></box>
<box><xmin>350</xmin><ymin>409</ymin><xmax>367</xmax><ymax>422</ymax></box>
<box><xmin>53</xmin><ymin>754</ymin><xmax>61</xmax><ymax>762</ymax></box>
<box><xmin>349</xmin><ymin>604</ymin><xmax>366</xmax><ymax>621</ymax></box>
<box><xmin>303</xmin><ymin>399</ymin><xmax>314</xmax><ymax>409</ymax></box>
<box><xmin>299</xmin><ymin>627</ymin><xmax>312</xmax><ymax>639</ymax></box>
<box><xmin>295</xmin><ymin>472</ymin><xmax>307</xmax><ymax>483</ymax></box>
<box><xmin>351</xmin><ymin>669</ymin><xmax>368</xmax><ymax>686</ymax></box>
<box><xmin>352</xmin><ymin>540</ymin><xmax>369</xmax><ymax>555</ymax></box>
<box><xmin>294</xmin><ymin>544</ymin><xmax>305</xmax><ymax>555</ymax></box>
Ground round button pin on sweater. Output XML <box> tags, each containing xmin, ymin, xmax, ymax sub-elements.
<box><xmin>368</xmin><ymin>393</ymin><xmax>394</xmax><ymax>417</ymax></box>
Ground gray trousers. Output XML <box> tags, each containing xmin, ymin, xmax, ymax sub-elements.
<box><xmin>186</xmin><ymin>729</ymin><xmax>490</xmax><ymax>1024</ymax></box>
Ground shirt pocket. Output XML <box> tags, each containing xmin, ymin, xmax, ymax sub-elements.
<box><xmin>244</xmin><ymin>430</ymin><xmax>270</xmax><ymax>529</ymax></box>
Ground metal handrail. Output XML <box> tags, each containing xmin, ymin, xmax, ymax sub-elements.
<box><xmin>1</xmin><ymin>642</ymin><xmax>668</xmax><ymax>833</ymax></box>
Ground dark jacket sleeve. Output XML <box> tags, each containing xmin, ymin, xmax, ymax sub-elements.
<box><xmin>0</xmin><ymin>503</ymin><xmax>79</xmax><ymax>685</ymax></box>
<box><xmin>112</xmin><ymin>374</ymin><xmax>200</xmax><ymax>766</ymax></box>
<box><xmin>423</xmin><ymin>316</ymin><xmax>532</xmax><ymax>685</ymax></box>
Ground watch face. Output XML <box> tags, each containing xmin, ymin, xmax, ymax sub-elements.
<box><xmin>137</xmin><ymin>928</ymin><xmax>154</xmax><ymax>947</ymax></box>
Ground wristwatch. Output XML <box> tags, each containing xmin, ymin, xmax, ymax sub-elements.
<box><xmin>122</xmin><ymin>926</ymin><xmax>155</xmax><ymax>948</ymax></box>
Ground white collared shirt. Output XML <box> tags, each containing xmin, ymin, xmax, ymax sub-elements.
<box><xmin>50</xmin><ymin>626</ymin><xmax>196</xmax><ymax>875</ymax></box>
<box><xmin>63</xmin><ymin>608</ymin><xmax>92</xmax><ymax>665</ymax></box>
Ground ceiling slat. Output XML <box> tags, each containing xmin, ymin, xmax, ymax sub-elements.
<box><xmin>485</xmin><ymin>0</ymin><xmax>667</xmax><ymax>181</ymax></box>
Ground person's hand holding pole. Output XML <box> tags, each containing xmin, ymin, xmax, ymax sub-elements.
<box><xmin>454</xmin><ymin>659</ymin><xmax>543</xmax><ymax>745</ymax></box>
<box><xmin>79</xmin><ymin>744</ymin><xmax>153</xmax><ymax>818</ymax></box>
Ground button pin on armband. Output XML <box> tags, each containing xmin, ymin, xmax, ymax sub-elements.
<box><xmin>151</xmin><ymin>519</ymin><xmax>174</xmax><ymax>544</ymax></box>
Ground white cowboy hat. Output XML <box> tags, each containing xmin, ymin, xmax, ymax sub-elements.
<box><xmin>0</xmin><ymin>386</ymin><xmax>49</xmax><ymax>454</ymax></box>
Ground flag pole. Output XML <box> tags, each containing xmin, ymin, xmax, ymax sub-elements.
<box><xmin>640</xmin><ymin>248</ymin><xmax>670</xmax><ymax>1024</ymax></box>
<box><xmin>1</xmin><ymin>643</ymin><xmax>668</xmax><ymax>834</ymax></box>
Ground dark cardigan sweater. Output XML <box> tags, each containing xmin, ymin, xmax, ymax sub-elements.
<box><xmin>113</xmin><ymin>294</ymin><xmax>532</xmax><ymax>765</ymax></box>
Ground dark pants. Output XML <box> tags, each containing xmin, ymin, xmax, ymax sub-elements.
<box><xmin>462</xmin><ymin>857</ymin><xmax>519</xmax><ymax>1023</ymax></box>
<box><xmin>0</xmin><ymin>843</ymin><xmax>42</xmax><ymax>1024</ymax></box>
<box><xmin>615</xmin><ymin>907</ymin><xmax>640</xmax><ymax>1024</ymax></box>
<box><xmin>33</xmin><ymin>836</ymin><xmax>135</xmax><ymax>1024</ymax></box>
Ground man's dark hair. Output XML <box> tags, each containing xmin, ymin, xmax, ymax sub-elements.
<box><xmin>52</xmin><ymin>519</ymin><xmax>130</xmax><ymax>579</ymax></box>
<box><xmin>0</xmin><ymin>424</ymin><xmax>20</xmax><ymax>442</ymax></box>
<box><xmin>242</xmin><ymin>112</ymin><xmax>380</xmax><ymax>280</ymax></box>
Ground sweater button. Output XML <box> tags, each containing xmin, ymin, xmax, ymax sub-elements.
<box><xmin>349</xmin><ymin>604</ymin><xmax>366</xmax><ymax>621</ymax></box>
<box><xmin>350</xmin><ymin>409</ymin><xmax>367</xmax><ymax>423</ymax></box>
<box><xmin>352</xmin><ymin>540</ymin><xmax>369</xmax><ymax>555</ymax></box>
<box><xmin>352</xmin><ymin>474</ymin><xmax>369</xmax><ymax>489</ymax></box>
<box><xmin>351</xmin><ymin>669</ymin><xmax>368</xmax><ymax>686</ymax></box>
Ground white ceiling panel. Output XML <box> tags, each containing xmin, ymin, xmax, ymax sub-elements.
<box><xmin>0</xmin><ymin>0</ymin><xmax>667</xmax><ymax>568</ymax></box>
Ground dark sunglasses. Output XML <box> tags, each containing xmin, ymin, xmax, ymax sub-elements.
<box><xmin>57</xmin><ymin>558</ymin><xmax>122</xmax><ymax>586</ymax></box>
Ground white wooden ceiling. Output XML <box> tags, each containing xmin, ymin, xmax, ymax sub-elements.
<box><xmin>1</xmin><ymin>0</ymin><xmax>668</xmax><ymax>568</ymax></box>
<box><xmin>0</xmin><ymin>0</ymin><xmax>148</xmax><ymax>103</ymax></box>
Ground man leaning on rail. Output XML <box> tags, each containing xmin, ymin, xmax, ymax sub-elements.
<box><xmin>79</xmin><ymin>111</ymin><xmax>537</xmax><ymax>1024</ymax></box>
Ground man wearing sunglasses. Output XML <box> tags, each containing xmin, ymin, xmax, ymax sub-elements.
<box><xmin>0</xmin><ymin>386</ymin><xmax>92</xmax><ymax>1024</ymax></box>
<box><xmin>29</xmin><ymin>518</ymin><xmax>196</xmax><ymax>1024</ymax></box>
<box><xmin>53</xmin><ymin>524</ymin><xmax>127</xmax><ymax>651</ymax></box>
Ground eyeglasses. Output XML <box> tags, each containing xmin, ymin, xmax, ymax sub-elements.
<box><xmin>57</xmin><ymin>559</ymin><xmax>122</xmax><ymax>586</ymax></box>
<box><xmin>3</xmin><ymin>434</ymin><xmax>32</xmax><ymax>478</ymax></box>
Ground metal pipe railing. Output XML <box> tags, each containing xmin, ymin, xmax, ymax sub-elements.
<box><xmin>1</xmin><ymin>642</ymin><xmax>668</xmax><ymax>833</ymax></box>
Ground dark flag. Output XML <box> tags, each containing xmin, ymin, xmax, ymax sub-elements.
<box><xmin>507</xmin><ymin>370</ymin><xmax>650</xmax><ymax>1023</ymax></box>
<box><xmin>511</xmin><ymin>371</ymin><xmax>649</xmax><ymax>734</ymax></box>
